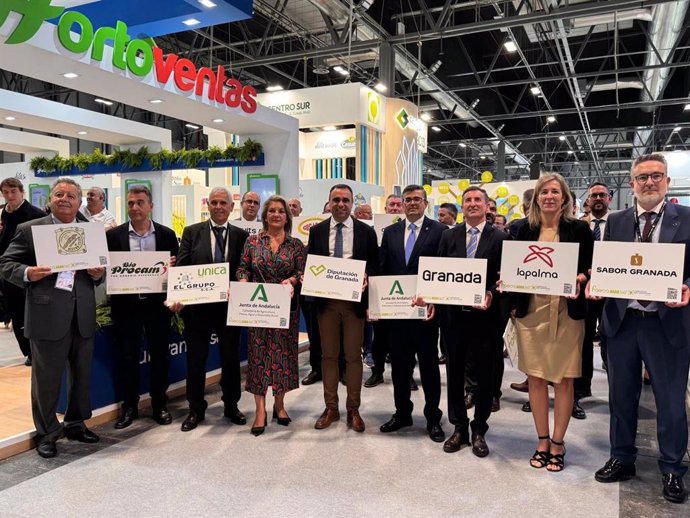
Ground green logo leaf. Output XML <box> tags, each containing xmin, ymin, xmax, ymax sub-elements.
<box><xmin>250</xmin><ymin>284</ymin><xmax>268</xmax><ymax>302</ymax></box>
<box><xmin>396</xmin><ymin>109</ymin><xmax>409</xmax><ymax>129</ymax></box>
<box><xmin>389</xmin><ymin>280</ymin><xmax>404</xmax><ymax>296</ymax></box>
<box><xmin>309</xmin><ymin>264</ymin><xmax>326</xmax><ymax>276</ymax></box>
<box><xmin>0</xmin><ymin>0</ymin><xmax>64</xmax><ymax>45</ymax></box>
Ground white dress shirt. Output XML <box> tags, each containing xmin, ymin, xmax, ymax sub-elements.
<box><xmin>402</xmin><ymin>216</ymin><xmax>424</xmax><ymax>248</ymax></box>
<box><xmin>209</xmin><ymin>220</ymin><xmax>230</xmax><ymax>259</ymax></box>
<box><xmin>465</xmin><ymin>220</ymin><xmax>487</xmax><ymax>248</ymax></box>
<box><xmin>329</xmin><ymin>216</ymin><xmax>354</xmax><ymax>259</ymax></box>
<box><xmin>628</xmin><ymin>199</ymin><xmax>665</xmax><ymax>312</ymax></box>
<box><xmin>589</xmin><ymin>213</ymin><xmax>609</xmax><ymax>238</ymax></box>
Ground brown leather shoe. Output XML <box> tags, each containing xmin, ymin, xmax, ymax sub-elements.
<box><xmin>443</xmin><ymin>429</ymin><xmax>470</xmax><ymax>453</ymax></box>
<box><xmin>314</xmin><ymin>408</ymin><xmax>340</xmax><ymax>429</ymax></box>
<box><xmin>347</xmin><ymin>408</ymin><xmax>365</xmax><ymax>433</ymax></box>
<box><xmin>510</xmin><ymin>378</ymin><xmax>529</xmax><ymax>393</ymax></box>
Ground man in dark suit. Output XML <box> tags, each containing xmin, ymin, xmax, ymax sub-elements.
<box><xmin>0</xmin><ymin>178</ymin><xmax>105</xmax><ymax>458</ymax></box>
<box><xmin>106</xmin><ymin>185</ymin><xmax>179</xmax><ymax>429</ymax></box>
<box><xmin>437</xmin><ymin>186</ymin><xmax>506</xmax><ymax>457</ymax></box>
<box><xmin>378</xmin><ymin>184</ymin><xmax>446</xmax><ymax>442</ymax></box>
<box><xmin>168</xmin><ymin>187</ymin><xmax>248</xmax><ymax>432</ymax></box>
<box><xmin>308</xmin><ymin>184</ymin><xmax>379</xmax><ymax>432</ymax></box>
<box><xmin>590</xmin><ymin>154</ymin><xmax>690</xmax><ymax>504</ymax></box>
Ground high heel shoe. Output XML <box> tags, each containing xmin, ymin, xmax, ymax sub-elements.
<box><xmin>273</xmin><ymin>406</ymin><xmax>291</xmax><ymax>426</ymax></box>
<box><xmin>251</xmin><ymin>412</ymin><xmax>267</xmax><ymax>436</ymax></box>
<box><xmin>547</xmin><ymin>440</ymin><xmax>566</xmax><ymax>472</ymax></box>
<box><xmin>530</xmin><ymin>435</ymin><xmax>551</xmax><ymax>469</ymax></box>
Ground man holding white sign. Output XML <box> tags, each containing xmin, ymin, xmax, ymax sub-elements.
<box><xmin>588</xmin><ymin>154</ymin><xmax>690</xmax><ymax>504</ymax></box>
<box><xmin>377</xmin><ymin>185</ymin><xmax>447</xmax><ymax>443</ymax></box>
<box><xmin>107</xmin><ymin>185</ymin><xmax>179</xmax><ymax>430</ymax></box>
<box><xmin>306</xmin><ymin>184</ymin><xmax>378</xmax><ymax>433</ymax></box>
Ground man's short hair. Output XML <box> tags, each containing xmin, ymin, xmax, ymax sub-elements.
<box><xmin>588</xmin><ymin>181</ymin><xmax>609</xmax><ymax>192</ymax></box>
<box><xmin>462</xmin><ymin>185</ymin><xmax>489</xmax><ymax>202</ymax></box>
<box><xmin>401</xmin><ymin>184</ymin><xmax>426</xmax><ymax>201</ymax></box>
<box><xmin>241</xmin><ymin>191</ymin><xmax>261</xmax><ymax>203</ymax></box>
<box><xmin>523</xmin><ymin>188</ymin><xmax>534</xmax><ymax>205</ymax></box>
<box><xmin>51</xmin><ymin>177</ymin><xmax>82</xmax><ymax>198</ymax></box>
<box><xmin>329</xmin><ymin>184</ymin><xmax>353</xmax><ymax>197</ymax></box>
<box><xmin>128</xmin><ymin>185</ymin><xmax>152</xmax><ymax>203</ymax></box>
<box><xmin>386</xmin><ymin>193</ymin><xmax>403</xmax><ymax>201</ymax></box>
<box><xmin>631</xmin><ymin>153</ymin><xmax>667</xmax><ymax>175</ymax></box>
<box><xmin>0</xmin><ymin>178</ymin><xmax>24</xmax><ymax>192</ymax></box>
<box><xmin>439</xmin><ymin>202</ymin><xmax>458</xmax><ymax>218</ymax></box>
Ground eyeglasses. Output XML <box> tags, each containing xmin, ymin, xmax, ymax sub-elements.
<box><xmin>588</xmin><ymin>193</ymin><xmax>610</xmax><ymax>199</ymax></box>
<box><xmin>403</xmin><ymin>196</ymin><xmax>425</xmax><ymax>204</ymax></box>
<box><xmin>633</xmin><ymin>173</ymin><xmax>665</xmax><ymax>184</ymax></box>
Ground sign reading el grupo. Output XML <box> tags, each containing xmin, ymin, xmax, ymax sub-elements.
<box><xmin>589</xmin><ymin>241</ymin><xmax>684</xmax><ymax>302</ymax></box>
<box><xmin>416</xmin><ymin>256</ymin><xmax>487</xmax><ymax>306</ymax></box>
<box><xmin>500</xmin><ymin>241</ymin><xmax>579</xmax><ymax>297</ymax></box>
<box><xmin>166</xmin><ymin>263</ymin><xmax>229</xmax><ymax>305</ymax></box>
<box><xmin>301</xmin><ymin>255</ymin><xmax>366</xmax><ymax>302</ymax></box>
<box><xmin>107</xmin><ymin>251</ymin><xmax>170</xmax><ymax>294</ymax></box>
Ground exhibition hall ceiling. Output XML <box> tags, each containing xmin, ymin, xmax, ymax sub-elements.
<box><xmin>2</xmin><ymin>0</ymin><xmax>690</xmax><ymax>188</ymax></box>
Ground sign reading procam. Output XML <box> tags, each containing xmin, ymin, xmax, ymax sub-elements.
<box><xmin>416</xmin><ymin>256</ymin><xmax>487</xmax><ymax>306</ymax></box>
<box><xmin>166</xmin><ymin>263</ymin><xmax>229</xmax><ymax>305</ymax></box>
<box><xmin>499</xmin><ymin>241</ymin><xmax>580</xmax><ymax>297</ymax></box>
<box><xmin>301</xmin><ymin>255</ymin><xmax>366</xmax><ymax>302</ymax></box>
<box><xmin>106</xmin><ymin>251</ymin><xmax>170</xmax><ymax>295</ymax></box>
<box><xmin>227</xmin><ymin>281</ymin><xmax>291</xmax><ymax>329</ymax></box>
<box><xmin>32</xmin><ymin>222</ymin><xmax>109</xmax><ymax>272</ymax></box>
<box><xmin>368</xmin><ymin>275</ymin><xmax>426</xmax><ymax>320</ymax></box>
<box><xmin>589</xmin><ymin>241</ymin><xmax>684</xmax><ymax>302</ymax></box>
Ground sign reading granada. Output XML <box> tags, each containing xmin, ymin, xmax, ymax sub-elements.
<box><xmin>416</xmin><ymin>256</ymin><xmax>487</xmax><ymax>306</ymax></box>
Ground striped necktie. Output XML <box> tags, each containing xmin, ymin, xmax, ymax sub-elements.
<box><xmin>467</xmin><ymin>227</ymin><xmax>479</xmax><ymax>258</ymax></box>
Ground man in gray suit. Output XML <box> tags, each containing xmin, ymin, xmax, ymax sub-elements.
<box><xmin>0</xmin><ymin>178</ymin><xmax>105</xmax><ymax>458</ymax></box>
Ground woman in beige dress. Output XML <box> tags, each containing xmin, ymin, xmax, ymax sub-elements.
<box><xmin>511</xmin><ymin>173</ymin><xmax>593</xmax><ymax>471</ymax></box>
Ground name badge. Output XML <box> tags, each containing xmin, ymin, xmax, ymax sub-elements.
<box><xmin>55</xmin><ymin>270</ymin><xmax>75</xmax><ymax>292</ymax></box>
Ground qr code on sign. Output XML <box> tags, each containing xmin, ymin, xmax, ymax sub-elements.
<box><xmin>667</xmin><ymin>287</ymin><xmax>678</xmax><ymax>300</ymax></box>
<box><xmin>99</xmin><ymin>256</ymin><xmax>108</xmax><ymax>265</ymax></box>
<box><xmin>352</xmin><ymin>291</ymin><xmax>359</xmax><ymax>300</ymax></box>
<box><xmin>473</xmin><ymin>294</ymin><xmax>482</xmax><ymax>304</ymax></box>
<box><xmin>279</xmin><ymin>318</ymin><xmax>287</xmax><ymax>327</ymax></box>
<box><xmin>563</xmin><ymin>283</ymin><xmax>573</xmax><ymax>295</ymax></box>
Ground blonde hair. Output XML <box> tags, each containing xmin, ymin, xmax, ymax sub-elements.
<box><xmin>260</xmin><ymin>195</ymin><xmax>293</xmax><ymax>234</ymax></box>
<box><xmin>528</xmin><ymin>173</ymin><xmax>575</xmax><ymax>228</ymax></box>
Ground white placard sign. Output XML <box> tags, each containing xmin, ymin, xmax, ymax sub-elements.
<box><xmin>32</xmin><ymin>222</ymin><xmax>109</xmax><ymax>272</ymax></box>
<box><xmin>301</xmin><ymin>255</ymin><xmax>366</xmax><ymax>302</ymax></box>
<box><xmin>227</xmin><ymin>282</ymin><xmax>291</xmax><ymax>329</ymax></box>
<box><xmin>373</xmin><ymin>214</ymin><xmax>403</xmax><ymax>245</ymax></box>
<box><xmin>228</xmin><ymin>219</ymin><xmax>263</xmax><ymax>237</ymax></box>
<box><xmin>416</xmin><ymin>256</ymin><xmax>487</xmax><ymax>306</ymax></box>
<box><xmin>500</xmin><ymin>241</ymin><xmax>580</xmax><ymax>297</ymax></box>
<box><xmin>166</xmin><ymin>263</ymin><xmax>229</xmax><ymax>305</ymax></box>
<box><xmin>368</xmin><ymin>275</ymin><xmax>426</xmax><ymax>320</ymax></box>
<box><xmin>106</xmin><ymin>251</ymin><xmax>170</xmax><ymax>294</ymax></box>
<box><xmin>292</xmin><ymin>215</ymin><xmax>327</xmax><ymax>244</ymax></box>
<box><xmin>589</xmin><ymin>241</ymin><xmax>684</xmax><ymax>302</ymax></box>
<box><xmin>503</xmin><ymin>319</ymin><xmax>519</xmax><ymax>368</ymax></box>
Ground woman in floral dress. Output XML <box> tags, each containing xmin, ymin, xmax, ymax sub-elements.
<box><xmin>236</xmin><ymin>195</ymin><xmax>306</xmax><ymax>435</ymax></box>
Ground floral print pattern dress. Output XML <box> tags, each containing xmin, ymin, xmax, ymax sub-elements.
<box><xmin>236</xmin><ymin>232</ymin><xmax>306</xmax><ymax>395</ymax></box>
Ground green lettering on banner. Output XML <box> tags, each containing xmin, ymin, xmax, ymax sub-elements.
<box><xmin>0</xmin><ymin>0</ymin><xmax>64</xmax><ymax>44</ymax></box>
<box><xmin>250</xmin><ymin>284</ymin><xmax>268</xmax><ymax>303</ymax></box>
<box><xmin>389</xmin><ymin>280</ymin><xmax>404</xmax><ymax>296</ymax></box>
<box><xmin>57</xmin><ymin>11</ymin><xmax>92</xmax><ymax>53</ymax></box>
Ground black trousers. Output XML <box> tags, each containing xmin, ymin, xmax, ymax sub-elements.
<box><xmin>389</xmin><ymin>319</ymin><xmax>442</xmax><ymax>424</ymax></box>
<box><xmin>575</xmin><ymin>299</ymin><xmax>605</xmax><ymax>397</ymax></box>
<box><xmin>443</xmin><ymin>307</ymin><xmax>495</xmax><ymax>436</ymax></box>
<box><xmin>465</xmin><ymin>314</ymin><xmax>507</xmax><ymax>399</ymax></box>
<box><xmin>370</xmin><ymin>320</ymin><xmax>389</xmax><ymax>376</ymax></box>
<box><xmin>3</xmin><ymin>280</ymin><xmax>31</xmax><ymax>357</ymax></box>
<box><xmin>112</xmin><ymin>296</ymin><xmax>172</xmax><ymax>411</ymax></box>
<box><xmin>183</xmin><ymin>304</ymin><xmax>241</xmax><ymax>415</ymax></box>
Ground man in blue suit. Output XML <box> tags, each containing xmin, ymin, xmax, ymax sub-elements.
<box><xmin>378</xmin><ymin>184</ymin><xmax>448</xmax><ymax>442</ymax></box>
<box><xmin>590</xmin><ymin>154</ymin><xmax>690</xmax><ymax>504</ymax></box>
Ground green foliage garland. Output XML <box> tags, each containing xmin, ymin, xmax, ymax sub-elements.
<box><xmin>29</xmin><ymin>139</ymin><xmax>263</xmax><ymax>173</ymax></box>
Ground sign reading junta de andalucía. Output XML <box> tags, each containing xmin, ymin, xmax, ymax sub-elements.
<box><xmin>301</xmin><ymin>255</ymin><xmax>367</xmax><ymax>302</ymax></box>
<box><xmin>589</xmin><ymin>241</ymin><xmax>684</xmax><ymax>303</ymax></box>
<box><xmin>226</xmin><ymin>282</ymin><xmax>291</xmax><ymax>329</ymax></box>
<box><xmin>32</xmin><ymin>222</ymin><xmax>108</xmax><ymax>272</ymax></box>
<box><xmin>106</xmin><ymin>251</ymin><xmax>170</xmax><ymax>295</ymax></box>
<box><xmin>166</xmin><ymin>263</ymin><xmax>229</xmax><ymax>305</ymax></box>
<box><xmin>0</xmin><ymin>0</ymin><xmax>257</xmax><ymax>113</ymax></box>
<box><xmin>368</xmin><ymin>275</ymin><xmax>426</xmax><ymax>320</ymax></box>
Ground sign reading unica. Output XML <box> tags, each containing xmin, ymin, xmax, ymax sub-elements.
<box><xmin>0</xmin><ymin>2</ymin><xmax>257</xmax><ymax>113</ymax></box>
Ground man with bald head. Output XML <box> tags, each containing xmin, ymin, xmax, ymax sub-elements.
<box><xmin>288</xmin><ymin>198</ymin><xmax>302</xmax><ymax>217</ymax></box>
<box><xmin>354</xmin><ymin>204</ymin><xmax>373</xmax><ymax>221</ymax></box>
<box><xmin>81</xmin><ymin>187</ymin><xmax>116</xmax><ymax>229</ymax></box>
<box><xmin>240</xmin><ymin>191</ymin><xmax>261</xmax><ymax>221</ymax></box>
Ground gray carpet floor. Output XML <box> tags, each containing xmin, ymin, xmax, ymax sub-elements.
<box><xmin>0</xmin><ymin>353</ymin><xmax>627</xmax><ymax>518</ymax></box>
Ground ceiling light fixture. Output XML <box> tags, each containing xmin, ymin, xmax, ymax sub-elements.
<box><xmin>530</xmin><ymin>86</ymin><xmax>541</xmax><ymax>95</ymax></box>
<box><xmin>77</xmin><ymin>131</ymin><xmax>88</xmax><ymax>135</ymax></box>
<box><xmin>547</xmin><ymin>115</ymin><xmax>556</xmax><ymax>123</ymax></box>
<box><xmin>559</xmin><ymin>135</ymin><xmax>566</xmax><ymax>141</ymax></box>
<box><xmin>684</xmin><ymin>103</ymin><xmax>690</xmax><ymax>112</ymax></box>
<box><xmin>149</xmin><ymin>99</ymin><xmax>163</xmax><ymax>104</ymax></box>
<box><xmin>504</xmin><ymin>40</ymin><xmax>518</xmax><ymax>53</ymax></box>
<box><xmin>333</xmin><ymin>65</ymin><xmax>349</xmax><ymax>76</ymax></box>
<box><xmin>431</xmin><ymin>126</ymin><xmax>441</xmax><ymax>132</ymax></box>
<box><xmin>673</xmin><ymin>126</ymin><xmax>682</xmax><ymax>132</ymax></box>
<box><xmin>198</xmin><ymin>0</ymin><xmax>217</xmax><ymax>7</ymax></box>
<box><xmin>94</xmin><ymin>98</ymin><xmax>113</xmax><ymax>106</ymax></box>
<box><xmin>374</xmin><ymin>82</ymin><xmax>387</xmax><ymax>92</ymax></box>
<box><xmin>567</xmin><ymin>150</ymin><xmax>573</xmax><ymax>154</ymax></box>
<box><xmin>62</xmin><ymin>72</ymin><xmax>79</xmax><ymax>79</ymax></box>
<box><xmin>420</xmin><ymin>113</ymin><xmax>432</xmax><ymax>122</ymax></box>
<box><xmin>4</xmin><ymin>116</ymin><xmax>16</xmax><ymax>121</ymax></box>
<box><xmin>182</xmin><ymin>18</ymin><xmax>201</xmax><ymax>26</ymax></box>
<box><xmin>266</xmin><ymin>85</ymin><xmax>283</xmax><ymax>92</ymax></box>
<box><xmin>480</xmin><ymin>155</ymin><xmax>486</xmax><ymax>159</ymax></box>
<box><xmin>470</xmin><ymin>98</ymin><xmax>480</xmax><ymax>109</ymax></box>
<box><xmin>185</xmin><ymin>123</ymin><xmax>200</xmax><ymax>130</ymax></box>
<box><xmin>323</xmin><ymin>126</ymin><xmax>336</xmax><ymax>131</ymax></box>
<box><xmin>459</xmin><ymin>142</ymin><xmax>467</xmax><ymax>148</ymax></box>
<box><xmin>212</xmin><ymin>118</ymin><xmax>224</xmax><ymax>123</ymax></box>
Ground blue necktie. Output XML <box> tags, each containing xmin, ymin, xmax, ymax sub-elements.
<box><xmin>466</xmin><ymin>227</ymin><xmax>479</xmax><ymax>258</ymax></box>
<box><xmin>334</xmin><ymin>222</ymin><xmax>344</xmax><ymax>258</ymax></box>
<box><xmin>405</xmin><ymin>222</ymin><xmax>417</xmax><ymax>264</ymax></box>
<box><xmin>592</xmin><ymin>219</ymin><xmax>603</xmax><ymax>241</ymax></box>
<box><xmin>213</xmin><ymin>226</ymin><xmax>225</xmax><ymax>263</ymax></box>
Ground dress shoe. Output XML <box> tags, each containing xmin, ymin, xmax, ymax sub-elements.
<box><xmin>181</xmin><ymin>411</ymin><xmax>204</xmax><ymax>432</ymax></box>
<box><xmin>64</xmin><ymin>426</ymin><xmax>100</xmax><ymax>444</ymax></box>
<box><xmin>471</xmin><ymin>434</ymin><xmax>490</xmax><ymax>457</ymax></box>
<box><xmin>427</xmin><ymin>423</ymin><xmax>445</xmax><ymax>443</ymax></box>
<box><xmin>251</xmin><ymin>412</ymin><xmax>268</xmax><ymax>437</ymax></box>
<box><xmin>662</xmin><ymin>473</ymin><xmax>687</xmax><ymax>504</ymax></box>
<box><xmin>572</xmin><ymin>400</ymin><xmax>586</xmax><ymax>420</ymax></box>
<box><xmin>510</xmin><ymin>379</ymin><xmax>529</xmax><ymax>393</ymax></box>
<box><xmin>438</xmin><ymin>354</ymin><xmax>446</xmax><ymax>365</ymax></box>
<box><xmin>152</xmin><ymin>407</ymin><xmax>172</xmax><ymax>425</ymax></box>
<box><xmin>346</xmin><ymin>408</ymin><xmax>365</xmax><ymax>432</ymax></box>
<box><xmin>224</xmin><ymin>407</ymin><xmax>247</xmax><ymax>425</ymax></box>
<box><xmin>521</xmin><ymin>401</ymin><xmax>532</xmax><ymax>412</ymax></box>
<box><xmin>37</xmin><ymin>440</ymin><xmax>57</xmax><ymax>458</ymax></box>
<box><xmin>443</xmin><ymin>429</ymin><xmax>470</xmax><ymax>453</ymax></box>
<box><xmin>314</xmin><ymin>407</ymin><xmax>340</xmax><ymax>429</ymax></box>
<box><xmin>272</xmin><ymin>406</ymin><xmax>291</xmax><ymax>426</ymax></box>
<box><xmin>464</xmin><ymin>393</ymin><xmax>475</xmax><ymax>409</ymax></box>
<box><xmin>24</xmin><ymin>356</ymin><xmax>32</xmax><ymax>367</ymax></box>
<box><xmin>301</xmin><ymin>370</ymin><xmax>322</xmax><ymax>385</ymax></box>
<box><xmin>114</xmin><ymin>407</ymin><xmax>138</xmax><ymax>429</ymax></box>
<box><xmin>594</xmin><ymin>457</ymin><xmax>636</xmax><ymax>483</ymax></box>
<box><xmin>380</xmin><ymin>415</ymin><xmax>413</xmax><ymax>433</ymax></box>
<box><xmin>409</xmin><ymin>377</ymin><xmax>418</xmax><ymax>391</ymax></box>
<box><xmin>364</xmin><ymin>372</ymin><xmax>384</xmax><ymax>388</ymax></box>
<box><xmin>491</xmin><ymin>397</ymin><xmax>501</xmax><ymax>412</ymax></box>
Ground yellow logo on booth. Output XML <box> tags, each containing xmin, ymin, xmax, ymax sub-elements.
<box><xmin>456</xmin><ymin>213</ymin><xmax>464</xmax><ymax>224</ymax></box>
<box><xmin>508</xmin><ymin>194</ymin><xmax>520</xmax><ymax>206</ymax></box>
<box><xmin>423</xmin><ymin>184</ymin><xmax>432</xmax><ymax>196</ymax></box>
<box><xmin>498</xmin><ymin>205</ymin><xmax>509</xmax><ymax>216</ymax></box>
<box><xmin>368</xmin><ymin>92</ymin><xmax>381</xmax><ymax>124</ymax></box>
<box><xmin>458</xmin><ymin>179</ymin><xmax>470</xmax><ymax>190</ymax></box>
<box><xmin>438</xmin><ymin>182</ymin><xmax>450</xmax><ymax>194</ymax></box>
<box><xmin>481</xmin><ymin>171</ymin><xmax>493</xmax><ymax>183</ymax></box>
<box><xmin>510</xmin><ymin>213</ymin><xmax>522</xmax><ymax>221</ymax></box>
<box><xmin>496</xmin><ymin>186</ymin><xmax>509</xmax><ymax>198</ymax></box>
